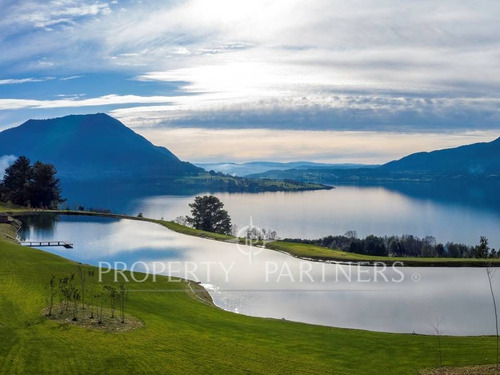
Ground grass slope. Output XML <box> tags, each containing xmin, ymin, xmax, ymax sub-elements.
<box><xmin>0</xmin><ymin>219</ymin><xmax>499</xmax><ymax>374</ymax></box>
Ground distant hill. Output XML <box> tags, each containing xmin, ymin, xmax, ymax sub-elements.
<box><xmin>0</xmin><ymin>113</ymin><xmax>201</xmax><ymax>181</ymax></box>
<box><xmin>195</xmin><ymin>161</ymin><xmax>373</xmax><ymax>177</ymax></box>
<box><xmin>249</xmin><ymin>137</ymin><xmax>500</xmax><ymax>183</ymax></box>
<box><xmin>0</xmin><ymin>114</ymin><xmax>331</xmax><ymax>194</ymax></box>
<box><xmin>381</xmin><ymin>137</ymin><xmax>500</xmax><ymax>175</ymax></box>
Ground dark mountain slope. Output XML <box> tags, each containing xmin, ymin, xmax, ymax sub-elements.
<box><xmin>249</xmin><ymin>136</ymin><xmax>500</xmax><ymax>183</ymax></box>
<box><xmin>0</xmin><ymin>113</ymin><xmax>201</xmax><ymax>180</ymax></box>
<box><xmin>381</xmin><ymin>137</ymin><xmax>500</xmax><ymax>175</ymax></box>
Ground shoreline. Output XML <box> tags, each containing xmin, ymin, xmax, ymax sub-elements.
<box><xmin>2</xmin><ymin>233</ymin><xmax>499</xmax><ymax>375</ymax></box>
<box><xmin>5</xmin><ymin>208</ymin><xmax>500</xmax><ymax>338</ymax></box>
<box><xmin>9</xmin><ymin>208</ymin><xmax>500</xmax><ymax>267</ymax></box>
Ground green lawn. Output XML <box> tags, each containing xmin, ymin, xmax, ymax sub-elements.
<box><xmin>264</xmin><ymin>240</ymin><xmax>500</xmax><ymax>266</ymax></box>
<box><xmin>0</xmin><ymin>219</ymin><xmax>498</xmax><ymax>374</ymax></box>
<box><xmin>0</xmin><ymin>202</ymin><xmax>25</xmax><ymax>213</ymax></box>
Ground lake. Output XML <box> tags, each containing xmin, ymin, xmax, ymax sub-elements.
<box><xmin>63</xmin><ymin>182</ymin><xmax>500</xmax><ymax>249</ymax></box>
<box><xmin>19</xmin><ymin>214</ymin><xmax>500</xmax><ymax>336</ymax></box>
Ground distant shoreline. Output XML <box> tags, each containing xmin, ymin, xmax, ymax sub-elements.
<box><xmin>8</xmin><ymin>208</ymin><xmax>500</xmax><ymax>267</ymax></box>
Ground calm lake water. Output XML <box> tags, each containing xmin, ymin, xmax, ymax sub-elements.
<box><xmin>19</xmin><ymin>214</ymin><xmax>500</xmax><ymax>336</ymax></box>
<box><xmin>80</xmin><ymin>183</ymin><xmax>500</xmax><ymax>249</ymax></box>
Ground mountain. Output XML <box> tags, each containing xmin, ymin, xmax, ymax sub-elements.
<box><xmin>0</xmin><ymin>113</ymin><xmax>331</xmax><ymax>194</ymax></box>
<box><xmin>0</xmin><ymin>113</ymin><xmax>201</xmax><ymax>181</ymax></box>
<box><xmin>249</xmin><ymin>136</ymin><xmax>500</xmax><ymax>183</ymax></box>
<box><xmin>195</xmin><ymin>161</ymin><xmax>373</xmax><ymax>177</ymax></box>
<box><xmin>381</xmin><ymin>137</ymin><xmax>500</xmax><ymax>175</ymax></box>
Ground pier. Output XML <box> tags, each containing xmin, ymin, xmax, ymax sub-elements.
<box><xmin>21</xmin><ymin>241</ymin><xmax>73</xmax><ymax>249</ymax></box>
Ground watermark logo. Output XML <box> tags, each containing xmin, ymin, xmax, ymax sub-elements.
<box><xmin>96</xmin><ymin>260</ymin><xmax>415</xmax><ymax>286</ymax></box>
<box><xmin>98</xmin><ymin>261</ymin><xmax>235</xmax><ymax>283</ymax></box>
<box><xmin>236</xmin><ymin>217</ymin><xmax>277</xmax><ymax>263</ymax></box>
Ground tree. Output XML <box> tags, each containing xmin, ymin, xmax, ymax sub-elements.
<box><xmin>388</xmin><ymin>238</ymin><xmax>403</xmax><ymax>257</ymax></box>
<box><xmin>186</xmin><ymin>195</ymin><xmax>232</xmax><ymax>234</ymax></box>
<box><xmin>1</xmin><ymin>157</ymin><xmax>64</xmax><ymax>208</ymax></box>
<box><xmin>173</xmin><ymin>216</ymin><xmax>191</xmax><ymax>227</ymax></box>
<box><xmin>104</xmin><ymin>286</ymin><xmax>118</xmax><ymax>318</ymax></box>
<box><xmin>1</xmin><ymin>156</ymin><xmax>32</xmax><ymax>205</ymax></box>
<box><xmin>87</xmin><ymin>269</ymin><xmax>96</xmax><ymax>319</ymax></box>
<box><xmin>430</xmin><ymin>318</ymin><xmax>443</xmax><ymax>369</ymax></box>
<box><xmin>27</xmin><ymin>161</ymin><xmax>64</xmax><ymax>208</ymax></box>
<box><xmin>475</xmin><ymin>236</ymin><xmax>490</xmax><ymax>259</ymax></box>
<box><xmin>47</xmin><ymin>275</ymin><xmax>57</xmax><ymax>316</ymax></box>
<box><xmin>77</xmin><ymin>265</ymin><xmax>86</xmax><ymax>310</ymax></box>
<box><xmin>435</xmin><ymin>243</ymin><xmax>445</xmax><ymax>258</ymax></box>
<box><xmin>119</xmin><ymin>283</ymin><xmax>127</xmax><ymax>324</ymax></box>
<box><xmin>364</xmin><ymin>235</ymin><xmax>387</xmax><ymax>256</ymax></box>
<box><xmin>487</xmin><ymin>267</ymin><xmax>499</xmax><ymax>370</ymax></box>
<box><xmin>344</xmin><ymin>230</ymin><xmax>357</xmax><ymax>239</ymax></box>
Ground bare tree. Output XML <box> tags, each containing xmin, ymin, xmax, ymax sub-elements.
<box><xmin>173</xmin><ymin>216</ymin><xmax>191</xmax><ymax>227</ymax></box>
<box><xmin>87</xmin><ymin>269</ymin><xmax>95</xmax><ymax>319</ymax></box>
<box><xmin>486</xmin><ymin>266</ymin><xmax>499</xmax><ymax>371</ymax></box>
<box><xmin>104</xmin><ymin>286</ymin><xmax>118</xmax><ymax>318</ymax></box>
<box><xmin>59</xmin><ymin>275</ymin><xmax>73</xmax><ymax>313</ymax></box>
<box><xmin>97</xmin><ymin>288</ymin><xmax>106</xmax><ymax>324</ymax></box>
<box><xmin>47</xmin><ymin>275</ymin><xmax>57</xmax><ymax>316</ymax></box>
<box><xmin>119</xmin><ymin>283</ymin><xmax>127</xmax><ymax>324</ymax></box>
<box><xmin>430</xmin><ymin>318</ymin><xmax>443</xmax><ymax>369</ymax></box>
<box><xmin>77</xmin><ymin>265</ymin><xmax>86</xmax><ymax>310</ymax></box>
<box><xmin>71</xmin><ymin>289</ymin><xmax>80</xmax><ymax>321</ymax></box>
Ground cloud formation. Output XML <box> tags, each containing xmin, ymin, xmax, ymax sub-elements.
<box><xmin>0</xmin><ymin>77</ymin><xmax>54</xmax><ymax>85</ymax></box>
<box><xmin>0</xmin><ymin>94</ymin><xmax>174</xmax><ymax>110</ymax></box>
<box><xmin>0</xmin><ymin>0</ymin><xmax>499</xmax><ymax>161</ymax></box>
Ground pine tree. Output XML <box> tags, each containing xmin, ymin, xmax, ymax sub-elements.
<box><xmin>1</xmin><ymin>156</ymin><xmax>32</xmax><ymax>205</ymax></box>
<box><xmin>27</xmin><ymin>161</ymin><xmax>64</xmax><ymax>208</ymax></box>
<box><xmin>186</xmin><ymin>195</ymin><xmax>232</xmax><ymax>234</ymax></box>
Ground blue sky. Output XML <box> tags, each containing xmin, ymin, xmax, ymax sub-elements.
<box><xmin>0</xmin><ymin>0</ymin><xmax>499</xmax><ymax>163</ymax></box>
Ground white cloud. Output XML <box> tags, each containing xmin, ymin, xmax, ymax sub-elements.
<box><xmin>9</xmin><ymin>0</ymin><xmax>111</xmax><ymax>30</ymax></box>
<box><xmin>86</xmin><ymin>0</ymin><xmax>500</xmax><ymax>131</ymax></box>
<box><xmin>0</xmin><ymin>77</ymin><xmax>54</xmax><ymax>85</ymax></box>
<box><xmin>59</xmin><ymin>75</ymin><xmax>83</xmax><ymax>81</ymax></box>
<box><xmin>1</xmin><ymin>0</ymin><xmax>500</xmax><ymax>134</ymax></box>
<box><xmin>109</xmin><ymin>94</ymin><xmax>500</xmax><ymax>132</ymax></box>
<box><xmin>0</xmin><ymin>94</ymin><xmax>175</xmax><ymax>110</ymax></box>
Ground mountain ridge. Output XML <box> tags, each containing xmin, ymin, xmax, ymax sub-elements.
<box><xmin>381</xmin><ymin>136</ymin><xmax>500</xmax><ymax>175</ymax></box>
<box><xmin>0</xmin><ymin>113</ymin><xmax>201</xmax><ymax>181</ymax></box>
<box><xmin>195</xmin><ymin>161</ymin><xmax>375</xmax><ymax>177</ymax></box>
<box><xmin>248</xmin><ymin>136</ymin><xmax>500</xmax><ymax>183</ymax></box>
<box><xmin>0</xmin><ymin>113</ymin><xmax>332</xmax><ymax>193</ymax></box>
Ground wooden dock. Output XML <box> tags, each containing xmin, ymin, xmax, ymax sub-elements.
<box><xmin>21</xmin><ymin>241</ymin><xmax>73</xmax><ymax>249</ymax></box>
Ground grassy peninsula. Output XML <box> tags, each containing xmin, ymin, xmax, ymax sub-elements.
<box><xmin>5</xmin><ymin>204</ymin><xmax>500</xmax><ymax>267</ymax></box>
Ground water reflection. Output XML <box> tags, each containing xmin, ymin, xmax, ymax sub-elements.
<box><xmin>129</xmin><ymin>186</ymin><xmax>500</xmax><ymax>249</ymax></box>
<box><xmin>18</xmin><ymin>214</ymin><xmax>59</xmax><ymax>241</ymax></box>
<box><xmin>19</xmin><ymin>214</ymin><xmax>499</xmax><ymax>336</ymax></box>
<box><xmin>61</xmin><ymin>181</ymin><xmax>500</xmax><ymax>249</ymax></box>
